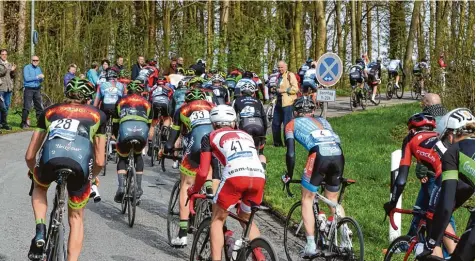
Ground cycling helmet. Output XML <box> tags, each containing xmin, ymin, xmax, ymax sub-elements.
<box><xmin>210</xmin><ymin>105</ymin><xmax>236</xmax><ymax>125</ymax></box>
<box><xmin>209</xmin><ymin>68</ymin><xmax>218</xmax><ymax>74</ymax></box>
<box><xmin>243</xmin><ymin>71</ymin><xmax>253</xmax><ymax>79</ymax></box>
<box><xmin>240</xmin><ymin>81</ymin><xmax>257</xmax><ymax>95</ymax></box>
<box><xmin>177</xmin><ymin>67</ymin><xmax>185</xmax><ymax>75</ymax></box>
<box><xmin>147</xmin><ymin>58</ymin><xmax>157</xmax><ymax>66</ymax></box>
<box><xmin>185</xmin><ymin>69</ymin><xmax>196</xmax><ymax>76</ymax></box>
<box><xmin>210</xmin><ymin>74</ymin><xmax>225</xmax><ymax>83</ymax></box>
<box><xmin>218</xmin><ymin>71</ymin><xmax>227</xmax><ymax>79</ymax></box>
<box><xmin>105</xmin><ymin>68</ymin><xmax>118</xmax><ymax>81</ymax></box>
<box><xmin>355</xmin><ymin>58</ymin><xmax>364</xmax><ymax>64</ymax></box>
<box><xmin>272</xmin><ymin>68</ymin><xmax>278</xmax><ymax>74</ymax></box>
<box><xmin>407</xmin><ymin>113</ymin><xmax>436</xmax><ymax>131</ymax></box>
<box><xmin>293</xmin><ymin>96</ymin><xmax>316</xmax><ymax>114</ymax></box>
<box><xmin>436</xmin><ymin>108</ymin><xmax>475</xmax><ymax>137</ymax></box>
<box><xmin>65</xmin><ymin>77</ymin><xmax>96</xmax><ymax>100</ymax></box>
<box><xmin>196</xmin><ymin>59</ymin><xmax>206</xmax><ymax>66</ymax></box>
<box><xmin>185</xmin><ymin>88</ymin><xmax>206</xmax><ymax>102</ymax></box>
<box><xmin>157</xmin><ymin>76</ymin><xmax>168</xmax><ymax>86</ymax></box>
<box><xmin>188</xmin><ymin>76</ymin><xmax>205</xmax><ymax>88</ymax></box>
<box><xmin>127</xmin><ymin>80</ymin><xmax>145</xmax><ymax>94</ymax></box>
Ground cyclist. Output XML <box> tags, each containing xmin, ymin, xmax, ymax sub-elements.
<box><xmin>366</xmin><ymin>57</ymin><xmax>382</xmax><ymax>104</ymax></box>
<box><xmin>302</xmin><ymin>61</ymin><xmax>319</xmax><ymax>101</ymax></box>
<box><xmin>135</xmin><ymin>60</ymin><xmax>160</xmax><ymax>90</ymax></box>
<box><xmin>232</xmin><ymin>81</ymin><xmax>268</xmax><ymax>168</ymax></box>
<box><xmin>207</xmin><ymin>74</ymin><xmax>230</xmax><ymax>105</ymax></box>
<box><xmin>189</xmin><ymin>76</ymin><xmax>218</xmax><ymax>105</ymax></box>
<box><xmin>387</xmin><ymin>58</ymin><xmax>405</xmax><ymax>89</ymax></box>
<box><xmin>282</xmin><ymin>96</ymin><xmax>344</xmax><ymax>257</ymax></box>
<box><xmin>384</xmin><ymin>113</ymin><xmax>457</xmax><ymax>255</ymax></box>
<box><xmin>147</xmin><ymin>76</ymin><xmax>174</xmax><ymax>157</ymax></box>
<box><xmin>113</xmin><ymin>80</ymin><xmax>152</xmax><ymax>203</ymax></box>
<box><xmin>235</xmin><ymin>71</ymin><xmax>257</xmax><ymax>98</ymax></box>
<box><xmin>26</xmin><ymin>77</ymin><xmax>106</xmax><ymax>261</ymax></box>
<box><xmin>93</xmin><ymin>68</ymin><xmax>126</xmax><ymax>118</ymax></box>
<box><xmin>169</xmin><ymin>77</ymin><xmax>191</xmax><ymax>169</ymax></box>
<box><xmin>418</xmin><ymin>108</ymin><xmax>475</xmax><ymax>261</ymax></box>
<box><xmin>298</xmin><ymin>58</ymin><xmax>313</xmax><ymax>85</ymax></box>
<box><xmin>97</xmin><ymin>59</ymin><xmax>110</xmax><ymax>85</ymax></box>
<box><xmin>413</xmin><ymin>58</ymin><xmax>430</xmax><ymax>96</ymax></box>
<box><xmin>187</xmin><ymin>105</ymin><xmax>266</xmax><ymax>261</ymax></box>
<box><xmin>164</xmin><ymin>88</ymin><xmax>215</xmax><ymax>247</ymax></box>
<box><xmin>349</xmin><ymin>58</ymin><xmax>367</xmax><ymax>91</ymax></box>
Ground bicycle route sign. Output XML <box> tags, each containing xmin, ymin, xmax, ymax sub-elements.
<box><xmin>316</xmin><ymin>52</ymin><xmax>343</xmax><ymax>87</ymax></box>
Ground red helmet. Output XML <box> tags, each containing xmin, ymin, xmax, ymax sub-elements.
<box><xmin>407</xmin><ymin>113</ymin><xmax>436</xmax><ymax>131</ymax></box>
<box><xmin>157</xmin><ymin>76</ymin><xmax>168</xmax><ymax>86</ymax></box>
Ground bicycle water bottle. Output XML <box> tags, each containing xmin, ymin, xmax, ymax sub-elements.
<box><xmin>414</xmin><ymin>242</ymin><xmax>424</xmax><ymax>256</ymax></box>
<box><xmin>324</xmin><ymin>216</ymin><xmax>334</xmax><ymax>236</ymax></box>
<box><xmin>225</xmin><ymin>230</ymin><xmax>235</xmax><ymax>259</ymax></box>
<box><xmin>232</xmin><ymin>239</ymin><xmax>243</xmax><ymax>260</ymax></box>
<box><xmin>317</xmin><ymin>211</ymin><xmax>327</xmax><ymax>232</ymax></box>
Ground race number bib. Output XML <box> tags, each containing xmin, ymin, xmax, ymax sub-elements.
<box><xmin>152</xmin><ymin>87</ymin><xmax>165</xmax><ymax>97</ymax></box>
<box><xmin>240</xmin><ymin>106</ymin><xmax>255</xmax><ymax>118</ymax></box>
<box><xmin>310</xmin><ymin>129</ymin><xmax>334</xmax><ymax>142</ymax></box>
<box><xmin>205</xmin><ymin>95</ymin><xmax>213</xmax><ymax>103</ymax></box>
<box><xmin>48</xmin><ymin>119</ymin><xmax>80</xmax><ymax>141</ymax></box>
<box><xmin>213</xmin><ymin>88</ymin><xmax>221</xmax><ymax>97</ymax></box>
<box><xmin>190</xmin><ymin>110</ymin><xmax>211</xmax><ymax>127</ymax></box>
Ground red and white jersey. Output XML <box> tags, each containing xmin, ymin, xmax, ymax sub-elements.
<box><xmin>207</xmin><ymin>128</ymin><xmax>265</xmax><ymax>180</ymax></box>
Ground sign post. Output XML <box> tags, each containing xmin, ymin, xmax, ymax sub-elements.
<box><xmin>315</xmin><ymin>52</ymin><xmax>343</xmax><ymax>119</ymax></box>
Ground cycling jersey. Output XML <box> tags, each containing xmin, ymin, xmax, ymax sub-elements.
<box><xmin>166</xmin><ymin>100</ymin><xmax>215</xmax><ymax>176</ymax></box>
<box><xmin>285</xmin><ymin>116</ymin><xmax>344</xmax><ymax>192</ymax></box>
<box><xmin>209</xmin><ymin>86</ymin><xmax>229</xmax><ymax>105</ymax></box>
<box><xmin>136</xmin><ymin>66</ymin><xmax>159</xmax><ymax>88</ymax></box>
<box><xmin>349</xmin><ymin>65</ymin><xmax>365</xmax><ymax>85</ymax></box>
<box><xmin>302</xmin><ymin>68</ymin><xmax>318</xmax><ymax>92</ymax></box>
<box><xmin>172</xmin><ymin>88</ymin><xmax>187</xmax><ymax>113</ymax></box>
<box><xmin>388</xmin><ymin>60</ymin><xmax>402</xmax><ymax>72</ymax></box>
<box><xmin>427</xmin><ymin>137</ymin><xmax>475</xmax><ymax>261</ymax></box>
<box><xmin>298</xmin><ymin>62</ymin><xmax>312</xmax><ymax>84</ymax></box>
<box><xmin>96</xmin><ymin>81</ymin><xmax>125</xmax><ymax>114</ymax></box>
<box><xmin>113</xmin><ymin>94</ymin><xmax>152</xmax><ymax>158</ymax></box>
<box><xmin>267</xmin><ymin>72</ymin><xmax>279</xmax><ymax>88</ymax></box>
<box><xmin>233</xmin><ymin>96</ymin><xmax>268</xmax><ymax>153</ymax></box>
<box><xmin>367</xmin><ymin>62</ymin><xmax>382</xmax><ymax>82</ymax></box>
<box><xmin>32</xmin><ymin>102</ymin><xmax>107</xmax><ymax>209</ymax></box>
<box><xmin>149</xmin><ymin>84</ymin><xmax>174</xmax><ymax>118</ymax></box>
<box><xmin>193</xmin><ymin>128</ymin><xmax>265</xmax><ymax>213</ymax></box>
<box><xmin>391</xmin><ymin>131</ymin><xmax>447</xmax><ymax>203</ymax></box>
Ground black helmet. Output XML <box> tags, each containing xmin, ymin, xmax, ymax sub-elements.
<box><xmin>243</xmin><ymin>71</ymin><xmax>253</xmax><ymax>79</ymax></box>
<box><xmin>355</xmin><ymin>58</ymin><xmax>364</xmax><ymax>64</ymax></box>
<box><xmin>105</xmin><ymin>68</ymin><xmax>118</xmax><ymax>81</ymax></box>
<box><xmin>177</xmin><ymin>67</ymin><xmax>185</xmax><ymax>75</ymax></box>
<box><xmin>293</xmin><ymin>96</ymin><xmax>316</xmax><ymax>114</ymax></box>
<box><xmin>65</xmin><ymin>77</ymin><xmax>95</xmax><ymax>101</ymax></box>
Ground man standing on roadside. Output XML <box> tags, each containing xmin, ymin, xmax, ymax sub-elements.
<box><xmin>0</xmin><ymin>49</ymin><xmax>16</xmax><ymax>130</ymax></box>
<box><xmin>272</xmin><ymin>60</ymin><xmax>299</xmax><ymax>147</ymax></box>
<box><xmin>21</xmin><ymin>55</ymin><xmax>44</xmax><ymax>129</ymax></box>
<box><xmin>112</xmin><ymin>56</ymin><xmax>124</xmax><ymax>74</ymax></box>
<box><xmin>131</xmin><ymin>56</ymin><xmax>145</xmax><ymax>80</ymax></box>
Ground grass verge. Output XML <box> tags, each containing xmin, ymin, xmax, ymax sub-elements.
<box><xmin>264</xmin><ymin>102</ymin><xmax>470</xmax><ymax>260</ymax></box>
<box><xmin>1</xmin><ymin>107</ymin><xmax>38</xmax><ymax>134</ymax></box>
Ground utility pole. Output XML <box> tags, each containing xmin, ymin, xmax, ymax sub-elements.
<box><xmin>30</xmin><ymin>0</ymin><xmax>34</xmax><ymax>57</ymax></box>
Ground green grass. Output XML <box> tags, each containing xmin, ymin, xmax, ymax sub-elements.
<box><xmin>1</xmin><ymin>107</ymin><xmax>38</xmax><ymax>134</ymax></box>
<box><xmin>263</xmin><ymin>102</ymin><xmax>471</xmax><ymax>260</ymax></box>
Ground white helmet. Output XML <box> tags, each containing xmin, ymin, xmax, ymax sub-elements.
<box><xmin>436</xmin><ymin>108</ymin><xmax>475</xmax><ymax>137</ymax></box>
<box><xmin>240</xmin><ymin>81</ymin><xmax>257</xmax><ymax>93</ymax></box>
<box><xmin>210</xmin><ymin>105</ymin><xmax>236</xmax><ymax>125</ymax></box>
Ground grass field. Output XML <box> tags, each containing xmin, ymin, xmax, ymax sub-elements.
<box><xmin>0</xmin><ymin>107</ymin><xmax>38</xmax><ymax>134</ymax></box>
<box><xmin>263</xmin><ymin>102</ymin><xmax>470</xmax><ymax>260</ymax></box>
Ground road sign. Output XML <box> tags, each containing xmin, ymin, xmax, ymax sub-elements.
<box><xmin>316</xmin><ymin>52</ymin><xmax>343</xmax><ymax>87</ymax></box>
<box><xmin>316</xmin><ymin>89</ymin><xmax>336</xmax><ymax>102</ymax></box>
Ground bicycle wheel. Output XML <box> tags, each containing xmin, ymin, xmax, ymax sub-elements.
<box><xmin>167</xmin><ymin>180</ymin><xmax>181</xmax><ymax>245</ymax></box>
<box><xmin>189</xmin><ymin>217</ymin><xmax>212</xmax><ymax>261</ymax></box>
<box><xmin>266</xmin><ymin>105</ymin><xmax>274</xmax><ymax>123</ymax></box>
<box><xmin>102</xmin><ymin>135</ymin><xmax>110</xmax><ymax>176</ymax></box>
<box><xmin>243</xmin><ymin>236</ymin><xmax>279</xmax><ymax>261</ymax></box>
<box><xmin>42</xmin><ymin>93</ymin><xmax>54</xmax><ymax>109</ymax></box>
<box><xmin>360</xmin><ymin>89</ymin><xmax>367</xmax><ymax>110</ymax></box>
<box><xmin>386</xmin><ymin>82</ymin><xmax>394</xmax><ymax>100</ymax></box>
<box><xmin>384</xmin><ymin>235</ymin><xmax>412</xmax><ymax>261</ymax></box>
<box><xmin>121</xmin><ymin>176</ymin><xmax>128</xmax><ymax>214</ymax></box>
<box><xmin>150</xmin><ymin>128</ymin><xmax>159</xmax><ymax>167</ymax></box>
<box><xmin>127</xmin><ymin>166</ymin><xmax>137</xmax><ymax>227</ymax></box>
<box><xmin>191</xmin><ymin>198</ymin><xmax>212</xmax><ymax>235</ymax></box>
<box><xmin>411</xmin><ymin>82</ymin><xmax>419</xmax><ymax>100</ymax></box>
<box><xmin>350</xmin><ymin>89</ymin><xmax>357</xmax><ymax>112</ymax></box>
<box><xmin>328</xmin><ymin>217</ymin><xmax>365</xmax><ymax>261</ymax></box>
<box><xmin>374</xmin><ymin>86</ymin><xmax>382</xmax><ymax>105</ymax></box>
<box><xmin>396</xmin><ymin>80</ymin><xmax>404</xmax><ymax>99</ymax></box>
<box><xmin>54</xmin><ymin>223</ymin><xmax>66</xmax><ymax>261</ymax></box>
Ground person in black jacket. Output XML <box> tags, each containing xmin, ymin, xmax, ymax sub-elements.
<box><xmin>131</xmin><ymin>56</ymin><xmax>145</xmax><ymax>80</ymax></box>
<box><xmin>189</xmin><ymin>59</ymin><xmax>206</xmax><ymax>76</ymax></box>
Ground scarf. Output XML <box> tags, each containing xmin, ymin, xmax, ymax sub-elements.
<box><xmin>423</xmin><ymin>104</ymin><xmax>447</xmax><ymax>117</ymax></box>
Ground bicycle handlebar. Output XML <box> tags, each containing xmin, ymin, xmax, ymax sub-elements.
<box><xmin>389</xmin><ymin>208</ymin><xmax>425</xmax><ymax>230</ymax></box>
<box><xmin>187</xmin><ymin>193</ymin><xmax>213</xmax><ymax>215</ymax></box>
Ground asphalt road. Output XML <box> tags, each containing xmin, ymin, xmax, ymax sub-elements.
<box><xmin>0</xmin><ymin>93</ymin><xmax>417</xmax><ymax>261</ymax></box>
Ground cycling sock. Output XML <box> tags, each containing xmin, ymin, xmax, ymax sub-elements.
<box><xmin>205</xmin><ymin>180</ymin><xmax>213</xmax><ymax>195</ymax></box>
<box><xmin>35</xmin><ymin>218</ymin><xmax>45</xmax><ymax>225</ymax></box>
<box><xmin>261</xmin><ymin>162</ymin><xmax>267</xmax><ymax>171</ymax></box>
<box><xmin>117</xmin><ymin>174</ymin><xmax>125</xmax><ymax>188</ymax></box>
<box><xmin>136</xmin><ymin>174</ymin><xmax>142</xmax><ymax>190</ymax></box>
<box><xmin>179</xmin><ymin>220</ymin><xmax>188</xmax><ymax>237</ymax></box>
<box><xmin>371</xmin><ymin>94</ymin><xmax>375</xmax><ymax>100</ymax></box>
<box><xmin>306</xmin><ymin>236</ymin><xmax>315</xmax><ymax>245</ymax></box>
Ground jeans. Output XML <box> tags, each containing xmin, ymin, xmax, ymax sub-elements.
<box><xmin>0</xmin><ymin>91</ymin><xmax>7</xmax><ymax>125</ymax></box>
<box><xmin>271</xmin><ymin>98</ymin><xmax>293</xmax><ymax>146</ymax></box>
<box><xmin>22</xmin><ymin>88</ymin><xmax>43</xmax><ymax>124</ymax></box>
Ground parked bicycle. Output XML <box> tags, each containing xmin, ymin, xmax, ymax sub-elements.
<box><xmin>386</xmin><ymin>74</ymin><xmax>404</xmax><ymax>100</ymax></box>
<box><xmin>265</xmin><ymin>88</ymin><xmax>277</xmax><ymax>124</ymax></box>
<box><xmin>189</xmin><ymin>194</ymin><xmax>279</xmax><ymax>261</ymax></box>
<box><xmin>282</xmin><ymin>177</ymin><xmax>364</xmax><ymax>261</ymax></box>
<box><xmin>120</xmin><ymin>139</ymin><xmax>141</xmax><ymax>228</ymax></box>
<box><xmin>411</xmin><ymin>77</ymin><xmax>423</xmax><ymax>100</ymax></box>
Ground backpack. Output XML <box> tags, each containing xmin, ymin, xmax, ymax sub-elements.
<box><xmin>349</xmin><ymin>66</ymin><xmax>362</xmax><ymax>80</ymax></box>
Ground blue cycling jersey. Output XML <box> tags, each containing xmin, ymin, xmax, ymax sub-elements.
<box><xmin>285</xmin><ymin>116</ymin><xmax>341</xmax><ymax>151</ymax></box>
<box><xmin>97</xmin><ymin>81</ymin><xmax>125</xmax><ymax>105</ymax></box>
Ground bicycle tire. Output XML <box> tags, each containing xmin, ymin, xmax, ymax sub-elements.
<box><xmin>243</xmin><ymin>236</ymin><xmax>279</xmax><ymax>261</ymax></box>
<box><xmin>189</xmin><ymin>217</ymin><xmax>212</xmax><ymax>261</ymax></box>
<box><xmin>386</xmin><ymin>82</ymin><xmax>393</xmax><ymax>100</ymax></box>
<box><xmin>167</xmin><ymin>180</ymin><xmax>181</xmax><ymax>245</ymax></box>
<box><xmin>151</xmin><ymin>127</ymin><xmax>159</xmax><ymax>167</ymax></box>
<box><xmin>121</xmin><ymin>175</ymin><xmax>128</xmax><ymax>214</ymax></box>
<box><xmin>55</xmin><ymin>223</ymin><xmax>66</xmax><ymax>261</ymax></box>
<box><xmin>328</xmin><ymin>216</ymin><xmax>365</xmax><ymax>261</ymax></box>
<box><xmin>191</xmin><ymin>198</ymin><xmax>212</xmax><ymax>235</ymax></box>
<box><xmin>360</xmin><ymin>89</ymin><xmax>367</xmax><ymax>110</ymax></box>
<box><xmin>384</xmin><ymin>235</ymin><xmax>412</xmax><ymax>261</ymax></box>
<box><xmin>102</xmin><ymin>134</ymin><xmax>110</xmax><ymax>176</ymax></box>
<box><xmin>350</xmin><ymin>89</ymin><xmax>357</xmax><ymax>112</ymax></box>
<box><xmin>374</xmin><ymin>86</ymin><xmax>382</xmax><ymax>105</ymax></box>
<box><xmin>396</xmin><ymin>81</ymin><xmax>404</xmax><ymax>99</ymax></box>
<box><xmin>127</xmin><ymin>165</ymin><xmax>137</xmax><ymax>227</ymax></box>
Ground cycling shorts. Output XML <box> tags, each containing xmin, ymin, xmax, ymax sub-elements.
<box><xmin>239</xmin><ymin>117</ymin><xmax>266</xmax><ymax>154</ymax></box>
<box><xmin>100</xmin><ymin>103</ymin><xmax>116</xmax><ymax>119</ymax></box>
<box><xmin>367</xmin><ymin>73</ymin><xmax>379</xmax><ymax>83</ymax></box>
<box><xmin>33</xmin><ymin>136</ymin><xmax>94</xmax><ymax>209</ymax></box>
<box><xmin>388</xmin><ymin>70</ymin><xmax>398</xmax><ymax>77</ymax></box>
<box><xmin>152</xmin><ymin>96</ymin><xmax>172</xmax><ymax>118</ymax></box>
<box><xmin>301</xmin><ymin>144</ymin><xmax>345</xmax><ymax>193</ymax></box>
<box><xmin>349</xmin><ymin>77</ymin><xmax>363</xmax><ymax>86</ymax></box>
<box><xmin>301</xmin><ymin>80</ymin><xmax>317</xmax><ymax>93</ymax></box>
<box><xmin>180</xmin><ymin>124</ymin><xmax>214</xmax><ymax>177</ymax></box>
<box><xmin>214</xmin><ymin>176</ymin><xmax>265</xmax><ymax>213</ymax></box>
<box><xmin>451</xmin><ymin>210</ymin><xmax>474</xmax><ymax>261</ymax></box>
<box><xmin>116</xmin><ymin>120</ymin><xmax>149</xmax><ymax>157</ymax></box>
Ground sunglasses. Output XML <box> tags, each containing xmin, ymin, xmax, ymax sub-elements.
<box><xmin>32</xmin><ymin>60</ymin><xmax>39</xmax><ymax>62</ymax></box>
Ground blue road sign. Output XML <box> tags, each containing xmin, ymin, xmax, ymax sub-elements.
<box><xmin>316</xmin><ymin>52</ymin><xmax>343</xmax><ymax>87</ymax></box>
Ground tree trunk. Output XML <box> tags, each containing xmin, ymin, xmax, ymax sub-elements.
<box><xmin>403</xmin><ymin>0</ymin><xmax>422</xmax><ymax>79</ymax></box>
<box><xmin>289</xmin><ymin>3</ymin><xmax>296</xmax><ymax>71</ymax></box>
<box><xmin>351</xmin><ymin>0</ymin><xmax>356</xmax><ymax>63</ymax></box>
<box><xmin>466</xmin><ymin>1</ymin><xmax>474</xmax><ymax>58</ymax></box>
<box><xmin>356</xmin><ymin>1</ymin><xmax>362</xmax><ymax>55</ymax></box>
<box><xmin>294</xmin><ymin>0</ymin><xmax>303</xmax><ymax>67</ymax></box>
<box><xmin>458</xmin><ymin>0</ymin><xmax>466</xmax><ymax>56</ymax></box>
<box><xmin>417</xmin><ymin>7</ymin><xmax>425</xmax><ymax>60</ymax></box>
<box><xmin>14</xmin><ymin>1</ymin><xmax>27</xmax><ymax>105</ymax></box>
<box><xmin>148</xmin><ymin>1</ymin><xmax>156</xmax><ymax>59</ymax></box>
<box><xmin>449</xmin><ymin>1</ymin><xmax>458</xmax><ymax>58</ymax></box>
<box><xmin>376</xmin><ymin>4</ymin><xmax>380</xmax><ymax>56</ymax></box>
<box><xmin>429</xmin><ymin>0</ymin><xmax>435</xmax><ymax>58</ymax></box>
<box><xmin>336</xmin><ymin>0</ymin><xmax>343</xmax><ymax>61</ymax></box>
<box><xmin>206</xmin><ymin>0</ymin><xmax>213</xmax><ymax>67</ymax></box>
<box><xmin>315</xmin><ymin>0</ymin><xmax>326</xmax><ymax>58</ymax></box>
<box><xmin>163</xmin><ymin>1</ymin><xmax>171</xmax><ymax>62</ymax></box>
<box><xmin>434</xmin><ymin>1</ymin><xmax>450</xmax><ymax>63</ymax></box>
<box><xmin>389</xmin><ymin>1</ymin><xmax>406</xmax><ymax>59</ymax></box>
<box><xmin>366</xmin><ymin>2</ymin><xmax>372</xmax><ymax>60</ymax></box>
<box><xmin>219</xmin><ymin>0</ymin><xmax>229</xmax><ymax>69</ymax></box>
<box><xmin>0</xmin><ymin>1</ymin><xmax>5</xmax><ymax>47</ymax></box>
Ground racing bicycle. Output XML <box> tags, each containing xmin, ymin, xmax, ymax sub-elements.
<box><xmin>120</xmin><ymin>139</ymin><xmax>141</xmax><ymax>227</ymax></box>
<box><xmin>150</xmin><ymin>110</ymin><xmax>170</xmax><ymax>167</ymax></box>
<box><xmin>102</xmin><ymin>116</ymin><xmax>116</xmax><ymax>176</ymax></box>
<box><xmin>386</xmin><ymin>74</ymin><xmax>405</xmax><ymax>100</ymax></box>
<box><xmin>282</xmin><ymin>177</ymin><xmax>364</xmax><ymax>261</ymax></box>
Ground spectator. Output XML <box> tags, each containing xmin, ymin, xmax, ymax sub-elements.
<box><xmin>177</xmin><ymin>57</ymin><xmax>184</xmax><ymax>68</ymax></box>
<box><xmin>98</xmin><ymin>59</ymin><xmax>110</xmax><ymax>84</ymax></box>
<box><xmin>0</xmin><ymin>49</ymin><xmax>16</xmax><ymax>130</ymax></box>
<box><xmin>164</xmin><ymin>57</ymin><xmax>178</xmax><ymax>75</ymax></box>
<box><xmin>63</xmin><ymin>63</ymin><xmax>77</xmax><ymax>90</ymax></box>
<box><xmin>438</xmin><ymin>53</ymin><xmax>447</xmax><ymax>69</ymax></box>
<box><xmin>87</xmin><ymin>61</ymin><xmax>99</xmax><ymax>86</ymax></box>
<box><xmin>21</xmin><ymin>55</ymin><xmax>44</xmax><ymax>129</ymax></box>
<box><xmin>112</xmin><ymin>56</ymin><xmax>124</xmax><ymax>73</ymax></box>
<box><xmin>421</xmin><ymin>93</ymin><xmax>447</xmax><ymax>122</ymax></box>
<box><xmin>189</xmin><ymin>58</ymin><xmax>206</xmax><ymax>76</ymax></box>
<box><xmin>272</xmin><ymin>60</ymin><xmax>299</xmax><ymax>147</ymax></box>
<box><xmin>131</xmin><ymin>56</ymin><xmax>145</xmax><ymax>80</ymax></box>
